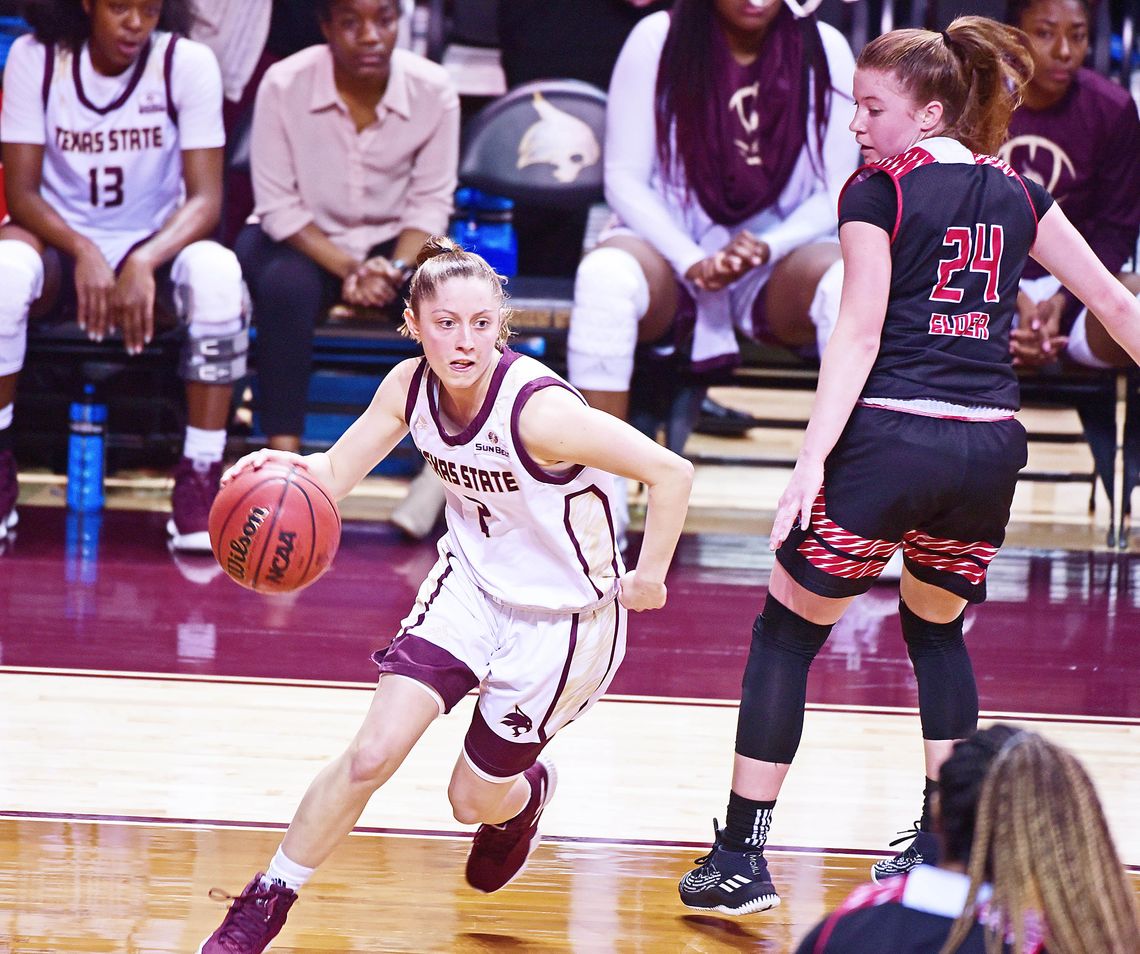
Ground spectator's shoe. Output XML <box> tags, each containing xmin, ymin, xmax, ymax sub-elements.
<box><xmin>167</xmin><ymin>457</ymin><xmax>222</xmax><ymax>552</ymax></box>
<box><xmin>870</xmin><ymin>823</ymin><xmax>940</xmax><ymax>883</ymax></box>
<box><xmin>465</xmin><ymin>757</ymin><xmax>558</xmax><ymax>893</ymax></box>
<box><xmin>196</xmin><ymin>873</ymin><xmax>297</xmax><ymax>953</ymax></box>
<box><xmin>0</xmin><ymin>449</ymin><xmax>18</xmax><ymax>541</ymax></box>
<box><xmin>390</xmin><ymin>467</ymin><xmax>446</xmax><ymax>541</ymax></box>
<box><xmin>694</xmin><ymin>396</ymin><xmax>756</xmax><ymax>437</ymax></box>
<box><xmin>678</xmin><ymin>821</ymin><xmax>781</xmax><ymax>915</ymax></box>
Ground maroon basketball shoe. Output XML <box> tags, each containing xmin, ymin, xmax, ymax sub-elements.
<box><xmin>465</xmin><ymin>757</ymin><xmax>558</xmax><ymax>893</ymax></box>
<box><xmin>196</xmin><ymin>873</ymin><xmax>297</xmax><ymax>954</ymax></box>
<box><xmin>168</xmin><ymin>456</ymin><xmax>222</xmax><ymax>552</ymax></box>
<box><xmin>0</xmin><ymin>449</ymin><xmax>17</xmax><ymax>542</ymax></box>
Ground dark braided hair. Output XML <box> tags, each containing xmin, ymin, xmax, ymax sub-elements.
<box><xmin>937</xmin><ymin>723</ymin><xmax>1021</xmax><ymax>865</ymax></box>
<box><xmin>22</xmin><ymin>0</ymin><xmax>196</xmax><ymax>52</ymax></box>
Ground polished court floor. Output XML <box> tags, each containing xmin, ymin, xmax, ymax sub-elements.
<box><xmin>2</xmin><ymin>414</ymin><xmax>1139</xmax><ymax>951</ymax></box>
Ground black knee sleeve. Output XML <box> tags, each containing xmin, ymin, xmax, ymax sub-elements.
<box><xmin>735</xmin><ymin>595</ymin><xmax>833</xmax><ymax>764</ymax></box>
<box><xmin>900</xmin><ymin>600</ymin><xmax>978</xmax><ymax>740</ymax></box>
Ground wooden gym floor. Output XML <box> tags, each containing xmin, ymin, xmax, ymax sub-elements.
<box><xmin>1</xmin><ymin>391</ymin><xmax>1138</xmax><ymax>952</ymax></box>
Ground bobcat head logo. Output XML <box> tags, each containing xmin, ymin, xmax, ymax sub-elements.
<box><xmin>501</xmin><ymin>705</ymin><xmax>533</xmax><ymax>737</ymax></box>
<box><xmin>518</xmin><ymin>92</ymin><xmax>600</xmax><ymax>184</ymax></box>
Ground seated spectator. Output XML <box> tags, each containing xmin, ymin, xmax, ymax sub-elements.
<box><xmin>565</xmin><ymin>0</ymin><xmax>859</xmax><ymax>534</ymax></box>
<box><xmin>236</xmin><ymin>0</ymin><xmax>458</xmax><ymax>478</ymax></box>
<box><xmin>796</xmin><ymin>726</ymin><xmax>1140</xmax><ymax>952</ymax></box>
<box><xmin>1000</xmin><ymin>0</ymin><xmax>1140</xmax><ymax>369</ymax></box>
<box><xmin>0</xmin><ymin>0</ymin><xmax>244</xmax><ymax>552</ymax></box>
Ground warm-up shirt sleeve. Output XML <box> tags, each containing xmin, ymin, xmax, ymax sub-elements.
<box><xmin>602</xmin><ymin>11</ymin><xmax>707</xmax><ymax>278</ymax></box>
<box><xmin>248</xmin><ymin>68</ymin><xmax>312</xmax><ymax>242</ymax></box>
<box><xmin>397</xmin><ymin>76</ymin><xmax>459</xmax><ymax>236</ymax></box>
<box><xmin>1081</xmin><ymin>93</ymin><xmax>1140</xmax><ymax>275</ymax></box>
<box><xmin>0</xmin><ymin>34</ymin><xmax>47</xmax><ymax>145</ymax></box>
<box><xmin>169</xmin><ymin>37</ymin><xmax>226</xmax><ymax>151</ymax></box>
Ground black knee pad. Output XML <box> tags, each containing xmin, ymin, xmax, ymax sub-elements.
<box><xmin>735</xmin><ymin>595</ymin><xmax>833</xmax><ymax>764</ymax></box>
<box><xmin>899</xmin><ymin>600</ymin><xmax>978</xmax><ymax>740</ymax></box>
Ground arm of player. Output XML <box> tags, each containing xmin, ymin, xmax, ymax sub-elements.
<box><xmin>516</xmin><ymin>387</ymin><xmax>695</xmax><ymax>612</ymax></box>
<box><xmin>222</xmin><ymin>359</ymin><xmax>416</xmax><ymax>498</ymax></box>
<box><xmin>1</xmin><ymin>141</ymin><xmax>116</xmax><ymax>336</ymax></box>
<box><xmin>769</xmin><ymin>220</ymin><xmax>889</xmax><ymax>552</ymax></box>
<box><xmin>115</xmin><ymin>146</ymin><xmax>225</xmax><ymax>353</ymax></box>
<box><xmin>1030</xmin><ymin>204</ymin><xmax>1140</xmax><ymax>365</ymax></box>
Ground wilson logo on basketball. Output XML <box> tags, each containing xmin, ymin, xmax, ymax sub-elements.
<box><xmin>226</xmin><ymin>506</ymin><xmax>270</xmax><ymax>580</ymax></box>
<box><xmin>265</xmin><ymin>531</ymin><xmax>297</xmax><ymax>585</ymax></box>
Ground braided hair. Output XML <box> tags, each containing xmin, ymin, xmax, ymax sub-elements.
<box><xmin>940</xmin><ymin>731</ymin><xmax>1140</xmax><ymax>954</ymax></box>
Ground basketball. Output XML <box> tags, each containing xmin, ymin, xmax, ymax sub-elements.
<box><xmin>208</xmin><ymin>462</ymin><xmax>341</xmax><ymax>594</ymax></box>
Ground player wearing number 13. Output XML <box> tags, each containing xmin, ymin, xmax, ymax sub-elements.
<box><xmin>679</xmin><ymin>16</ymin><xmax>1140</xmax><ymax>916</ymax></box>
<box><xmin>0</xmin><ymin>0</ymin><xmax>245</xmax><ymax>552</ymax></box>
<box><xmin>196</xmin><ymin>237</ymin><xmax>692</xmax><ymax>953</ymax></box>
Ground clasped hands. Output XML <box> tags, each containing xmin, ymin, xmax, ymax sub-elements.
<box><xmin>341</xmin><ymin>256</ymin><xmax>407</xmax><ymax>309</ymax></box>
<box><xmin>1010</xmin><ymin>290</ymin><xmax>1068</xmax><ymax>368</ymax></box>
<box><xmin>684</xmin><ymin>230</ymin><xmax>771</xmax><ymax>292</ymax></box>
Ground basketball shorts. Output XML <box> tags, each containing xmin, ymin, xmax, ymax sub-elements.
<box><xmin>372</xmin><ymin>546</ymin><xmax>628</xmax><ymax>780</ymax></box>
<box><xmin>776</xmin><ymin>405</ymin><xmax>1027</xmax><ymax>604</ymax></box>
<box><xmin>33</xmin><ymin>247</ymin><xmax>177</xmax><ymax>327</ymax></box>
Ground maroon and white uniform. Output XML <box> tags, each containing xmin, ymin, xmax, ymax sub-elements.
<box><xmin>374</xmin><ymin>350</ymin><xmax>627</xmax><ymax>780</ymax></box>
<box><xmin>1</xmin><ymin>31</ymin><xmax>224</xmax><ymax>268</ymax></box>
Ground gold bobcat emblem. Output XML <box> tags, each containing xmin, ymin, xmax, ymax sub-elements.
<box><xmin>517</xmin><ymin>92</ymin><xmax>600</xmax><ymax>184</ymax></box>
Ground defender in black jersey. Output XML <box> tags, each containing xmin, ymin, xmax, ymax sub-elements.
<box><xmin>681</xmin><ymin>16</ymin><xmax>1140</xmax><ymax>917</ymax></box>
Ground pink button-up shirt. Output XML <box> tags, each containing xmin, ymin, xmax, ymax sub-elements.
<box><xmin>249</xmin><ymin>45</ymin><xmax>459</xmax><ymax>260</ymax></box>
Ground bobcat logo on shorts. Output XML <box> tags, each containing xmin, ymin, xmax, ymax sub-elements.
<box><xmin>501</xmin><ymin>705</ymin><xmax>533</xmax><ymax>737</ymax></box>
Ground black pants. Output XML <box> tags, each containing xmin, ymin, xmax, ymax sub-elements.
<box><xmin>236</xmin><ymin>225</ymin><xmax>394</xmax><ymax>438</ymax></box>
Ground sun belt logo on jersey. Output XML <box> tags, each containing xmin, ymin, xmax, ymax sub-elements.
<box><xmin>138</xmin><ymin>90</ymin><xmax>166</xmax><ymax>114</ymax></box>
<box><xmin>517</xmin><ymin>92</ymin><xmax>600</xmax><ymax>184</ymax></box>
<box><xmin>475</xmin><ymin>429</ymin><xmax>509</xmax><ymax>458</ymax></box>
<box><xmin>501</xmin><ymin>705</ymin><xmax>533</xmax><ymax>737</ymax></box>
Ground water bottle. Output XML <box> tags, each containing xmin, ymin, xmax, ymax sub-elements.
<box><xmin>65</xmin><ymin>508</ymin><xmax>103</xmax><ymax>586</ymax></box>
<box><xmin>66</xmin><ymin>382</ymin><xmax>107</xmax><ymax>511</ymax></box>
<box><xmin>449</xmin><ymin>189</ymin><xmax>518</xmax><ymax>277</ymax></box>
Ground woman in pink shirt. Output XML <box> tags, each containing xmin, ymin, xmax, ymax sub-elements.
<box><xmin>236</xmin><ymin>0</ymin><xmax>459</xmax><ymax>454</ymax></box>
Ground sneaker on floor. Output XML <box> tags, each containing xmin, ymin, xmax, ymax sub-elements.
<box><xmin>390</xmin><ymin>467</ymin><xmax>445</xmax><ymax>541</ymax></box>
<box><xmin>465</xmin><ymin>757</ymin><xmax>558</xmax><ymax>893</ymax></box>
<box><xmin>167</xmin><ymin>456</ymin><xmax>222</xmax><ymax>552</ymax></box>
<box><xmin>196</xmin><ymin>873</ymin><xmax>297</xmax><ymax>954</ymax></box>
<box><xmin>0</xmin><ymin>448</ymin><xmax>18</xmax><ymax>540</ymax></box>
<box><xmin>871</xmin><ymin>824</ymin><xmax>940</xmax><ymax>883</ymax></box>
<box><xmin>678</xmin><ymin>821</ymin><xmax>781</xmax><ymax>916</ymax></box>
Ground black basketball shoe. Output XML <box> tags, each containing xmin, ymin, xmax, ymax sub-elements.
<box><xmin>678</xmin><ymin>821</ymin><xmax>781</xmax><ymax>915</ymax></box>
<box><xmin>870</xmin><ymin>823</ymin><xmax>941</xmax><ymax>882</ymax></box>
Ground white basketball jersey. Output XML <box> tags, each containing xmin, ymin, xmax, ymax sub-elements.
<box><xmin>40</xmin><ymin>33</ymin><xmax>184</xmax><ymax>267</ymax></box>
<box><xmin>406</xmin><ymin>350</ymin><xmax>624</xmax><ymax>613</ymax></box>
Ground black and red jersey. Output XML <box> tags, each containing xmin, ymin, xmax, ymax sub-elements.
<box><xmin>838</xmin><ymin>137</ymin><xmax>1053</xmax><ymax>410</ymax></box>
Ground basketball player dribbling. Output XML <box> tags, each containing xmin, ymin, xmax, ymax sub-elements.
<box><xmin>0</xmin><ymin>0</ymin><xmax>246</xmax><ymax>553</ymax></box>
<box><xmin>197</xmin><ymin>238</ymin><xmax>694</xmax><ymax>953</ymax></box>
<box><xmin>678</xmin><ymin>16</ymin><xmax>1140</xmax><ymax>915</ymax></box>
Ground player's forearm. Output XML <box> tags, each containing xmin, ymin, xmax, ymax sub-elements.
<box><xmin>128</xmin><ymin>194</ymin><xmax>220</xmax><ymax>269</ymax></box>
<box><xmin>7</xmin><ymin>193</ymin><xmax>101</xmax><ymax>261</ymax></box>
<box><xmin>634</xmin><ymin>455</ymin><xmax>694</xmax><ymax>583</ymax></box>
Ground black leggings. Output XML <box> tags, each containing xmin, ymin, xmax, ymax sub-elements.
<box><xmin>236</xmin><ymin>225</ymin><xmax>395</xmax><ymax>438</ymax></box>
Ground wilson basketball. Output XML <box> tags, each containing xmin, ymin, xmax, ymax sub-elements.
<box><xmin>208</xmin><ymin>462</ymin><xmax>341</xmax><ymax>594</ymax></box>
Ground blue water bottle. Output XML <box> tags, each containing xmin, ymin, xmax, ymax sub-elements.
<box><xmin>449</xmin><ymin>188</ymin><xmax>518</xmax><ymax>277</ymax></box>
<box><xmin>66</xmin><ymin>383</ymin><xmax>107</xmax><ymax>511</ymax></box>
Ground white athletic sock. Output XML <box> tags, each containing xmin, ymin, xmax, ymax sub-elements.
<box><xmin>182</xmin><ymin>426</ymin><xmax>226</xmax><ymax>465</ymax></box>
<box><xmin>0</xmin><ymin>403</ymin><xmax>13</xmax><ymax>431</ymax></box>
<box><xmin>262</xmin><ymin>846</ymin><xmax>314</xmax><ymax>892</ymax></box>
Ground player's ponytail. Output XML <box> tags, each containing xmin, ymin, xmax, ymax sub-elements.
<box><xmin>857</xmin><ymin>16</ymin><xmax>1034</xmax><ymax>155</ymax></box>
<box><xmin>403</xmin><ymin>237</ymin><xmax>513</xmax><ymax>348</ymax></box>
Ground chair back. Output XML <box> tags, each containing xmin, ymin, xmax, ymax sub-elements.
<box><xmin>458</xmin><ymin>79</ymin><xmax>606</xmax><ymax>210</ymax></box>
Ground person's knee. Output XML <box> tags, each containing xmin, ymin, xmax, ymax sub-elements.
<box><xmin>567</xmin><ymin>246</ymin><xmax>649</xmax><ymax>392</ymax></box>
<box><xmin>899</xmin><ymin>599</ymin><xmax>966</xmax><ymax>658</ymax></box>
<box><xmin>345</xmin><ymin>736</ymin><xmax>405</xmax><ymax>789</ymax></box>
<box><xmin>0</xmin><ymin>241</ymin><xmax>45</xmax><ymax>377</ymax></box>
<box><xmin>808</xmin><ymin>259</ymin><xmax>844</xmax><ymax>356</ymax></box>
<box><xmin>172</xmin><ymin>242</ymin><xmax>250</xmax><ymax>384</ymax></box>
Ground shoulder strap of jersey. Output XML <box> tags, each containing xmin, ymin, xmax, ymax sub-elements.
<box><xmin>162</xmin><ymin>33</ymin><xmax>180</xmax><ymax>125</ymax></box>
<box><xmin>403</xmin><ymin>357</ymin><xmax>428</xmax><ymax>426</ymax></box>
<box><xmin>837</xmin><ymin>145</ymin><xmax>940</xmax><ymax>244</ymax></box>
<box><xmin>974</xmin><ymin>152</ymin><xmax>1040</xmax><ymax>235</ymax></box>
<box><xmin>812</xmin><ymin>877</ymin><xmax>907</xmax><ymax>953</ymax></box>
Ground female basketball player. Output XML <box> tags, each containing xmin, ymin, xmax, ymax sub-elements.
<box><xmin>679</xmin><ymin>16</ymin><xmax>1140</xmax><ymax>916</ymax></box>
<box><xmin>0</xmin><ymin>0</ymin><xmax>244</xmax><ymax>553</ymax></box>
<box><xmin>197</xmin><ymin>238</ymin><xmax>694</xmax><ymax>953</ymax></box>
